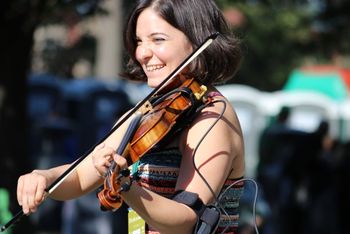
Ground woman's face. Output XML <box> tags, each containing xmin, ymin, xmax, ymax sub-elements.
<box><xmin>135</xmin><ymin>8</ymin><xmax>193</xmax><ymax>87</ymax></box>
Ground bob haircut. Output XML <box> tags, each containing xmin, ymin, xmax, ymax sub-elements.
<box><xmin>123</xmin><ymin>0</ymin><xmax>242</xmax><ymax>85</ymax></box>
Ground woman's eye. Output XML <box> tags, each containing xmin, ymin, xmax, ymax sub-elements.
<box><xmin>154</xmin><ymin>37</ymin><xmax>165</xmax><ymax>43</ymax></box>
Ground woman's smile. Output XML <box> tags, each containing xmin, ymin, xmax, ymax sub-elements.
<box><xmin>145</xmin><ymin>64</ymin><xmax>165</xmax><ymax>72</ymax></box>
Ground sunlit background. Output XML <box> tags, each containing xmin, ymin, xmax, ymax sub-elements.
<box><xmin>1</xmin><ymin>0</ymin><xmax>349</xmax><ymax>234</ymax></box>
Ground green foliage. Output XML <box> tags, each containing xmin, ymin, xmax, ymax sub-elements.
<box><xmin>313</xmin><ymin>1</ymin><xmax>350</xmax><ymax>57</ymax></box>
<box><xmin>216</xmin><ymin>0</ymin><xmax>314</xmax><ymax>90</ymax></box>
<box><xmin>216</xmin><ymin>0</ymin><xmax>350</xmax><ymax>91</ymax></box>
<box><xmin>239</xmin><ymin>4</ymin><xmax>311</xmax><ymax>90</ymax></box>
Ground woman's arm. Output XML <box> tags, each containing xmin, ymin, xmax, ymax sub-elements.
<box><xmin>17</xmin><ymin>113</ymin><xmax>136</xmax><ymax>213</ymax></box>
<box><xmin>119</xmin><ymin>98</ymin><xmax>244</xmax><ymax>233</ymax></box>
<box><xmin>176</xmin><ymin>98</ymin><xmax>244</xmax><ymax>203</ymax></box>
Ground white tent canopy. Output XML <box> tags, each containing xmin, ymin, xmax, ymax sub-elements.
<box><xmin>217</xmin><ymin>84</ymin><xmax>349</xmax><ymax>177</ymax></box>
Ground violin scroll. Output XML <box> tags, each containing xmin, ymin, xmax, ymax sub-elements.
<box><xmin>97</xmin><ymin>167</ymin><xmax>131</xmax><ymax>211</ymax></box>
<box><xmin>97</xmin><ymin>173</ymin><xmax>123</xmax><ymax>211</ymax></box>
<box><xmin>97</xmin><ymin>113</ymin><xmax>142</xmax><ymax>211</ymax></box>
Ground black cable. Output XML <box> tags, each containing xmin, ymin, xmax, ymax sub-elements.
<box><xmin>191</xmin><ymin>99</ymin><xmax>225</xmax><ymax>233</ymax></box>
<box><xmin>216</xmin><ymin>178</ymin><xmax>259</xmax><ymax>234</ymax></box>
<box><xmin>191</xmin><ymin>99</ymin><xmax>259</xmax><ymax>234</ymax></box>
<box><xmin>191</xmin><ymin>99</ymin><xmax>226</xmax><ymax>204</ymax></box>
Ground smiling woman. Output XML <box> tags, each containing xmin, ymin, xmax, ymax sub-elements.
<box><xmin>124</xmin><ymin>0</ymin><xmax>242</xmax><ymax>85</ymax></box>
<box><xmin>13</xmin><ymin>1</ymin><xmax>245</xmax><ymax>234</ymax></box>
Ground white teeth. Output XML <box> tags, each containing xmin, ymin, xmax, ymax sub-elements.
<box><xmin>146</xmin><ymin>65</ymin><xmax>165</xmax><ymax>72</ymax></box>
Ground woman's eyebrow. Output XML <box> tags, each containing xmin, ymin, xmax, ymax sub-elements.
<box><xmin>136</xmin><ymin>32</ymin><xmax>169</xmax><ymax>38</ymax></box>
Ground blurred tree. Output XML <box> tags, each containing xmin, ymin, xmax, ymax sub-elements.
<box><xmin>0</xmin><ymin>1</ymin><xmax>105</xmax><ymax>233</ymax></box>
<box><xmin>311</xmin><ymin>0</ymin><xmax>350</xmax><ymax>60</ymax></box>
<box><xmin>39</xmin><ymin>34</ymin><xmax>97</xmax><ymax>78</ymax></box>
<box><xmin>217</xmin><ymin>0</ymin><xmax>313</xmax><ymax>90</ymax></box>
<box><xmin>216</xmin><ymin>0</ymin><xmax>350</xmax><ymax>91</ymax></box>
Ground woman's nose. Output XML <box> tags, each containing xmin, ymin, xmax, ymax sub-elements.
<box><xmin>138</xmin><ymin>45</ymin><xmax>153</xmax><ymax>62</ymax></box>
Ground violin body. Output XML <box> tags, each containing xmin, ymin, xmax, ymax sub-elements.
<box><xmin>98</xmin><ymin>76</ymin><xmax>208</xmax><ymax>211</ymax></box>
<box><xmin>129</xmin><ymin>76</ymin><xmax>207</xmax><ymax>163</ymax></box>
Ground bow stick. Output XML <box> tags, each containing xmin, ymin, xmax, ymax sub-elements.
<box><xmin>0</xmin><ymin>32</ymin><xmax>219</xmax><ymax>232</ymax></box>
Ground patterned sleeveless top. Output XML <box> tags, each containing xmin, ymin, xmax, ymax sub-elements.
<box><xmin>133</xmin><ymin>147</ymin><xmax>244</xmax><ymax>234</ymax></box>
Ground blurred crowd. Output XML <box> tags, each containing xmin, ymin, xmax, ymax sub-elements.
<box><xmin>249</xmin><ymin>106</ymin><xmax>350</xmax><ymax>234</ymax></box>
<box><xmin>26</xmin><ymin>73</ymin><xmax>136</xmax><ymax>234</ymax></box>
<box><xmin>1</xmin><ymin>75</ymin><xmax>350</xmax><ymax>234</ymax></box>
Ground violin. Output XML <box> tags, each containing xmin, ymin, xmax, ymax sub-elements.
<box><xmin>129</xmin><ymin>75</ymin><xmax>208</xmax><ymax>162</ymax></box>
<box><xmin>0</xmin><ymin>32</ymin><xmax>218</xmax><ymax>232</ymax></box>
<box><xmin>97</xmin><ymin>75</ymin><xmax>208</xmax><ymax>211</ymax></box>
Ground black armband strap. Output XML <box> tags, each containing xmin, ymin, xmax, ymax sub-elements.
<box><xmin>172</xmin><ymin>190</ymin><xmax>206</xmax><ymax>216</ymax></box>
<box><xmin>172</xmin><ymin>190</ymin><xmax>221</xmax><ymax>234</ymax></box>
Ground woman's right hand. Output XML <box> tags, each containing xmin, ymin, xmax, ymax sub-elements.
<box><xmin>17</xmin><ymin>170</ymin><xmax>49</xmax><ymax>214</ymax></box>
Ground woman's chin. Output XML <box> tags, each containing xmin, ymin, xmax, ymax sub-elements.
<box><xmin>147</xmin><ymin>77</ymin><xmax>164</xmax><ymax>88</ymax></box>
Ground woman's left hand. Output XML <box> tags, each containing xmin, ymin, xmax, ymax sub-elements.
<box><xmin>91</xmin><ymin>143</ymin><xmax>130</xmax><ymax>178</ymax></box>
<box><xmin>91</xmin><ymin>143</ymin><xmax>115</xmax><ymax>178</ymax></box>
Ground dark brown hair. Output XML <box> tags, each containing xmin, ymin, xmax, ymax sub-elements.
<box><xmin>123</xmin><ymin>0</ymin><xmax>242</xmax><ymax>85</ymax></box>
